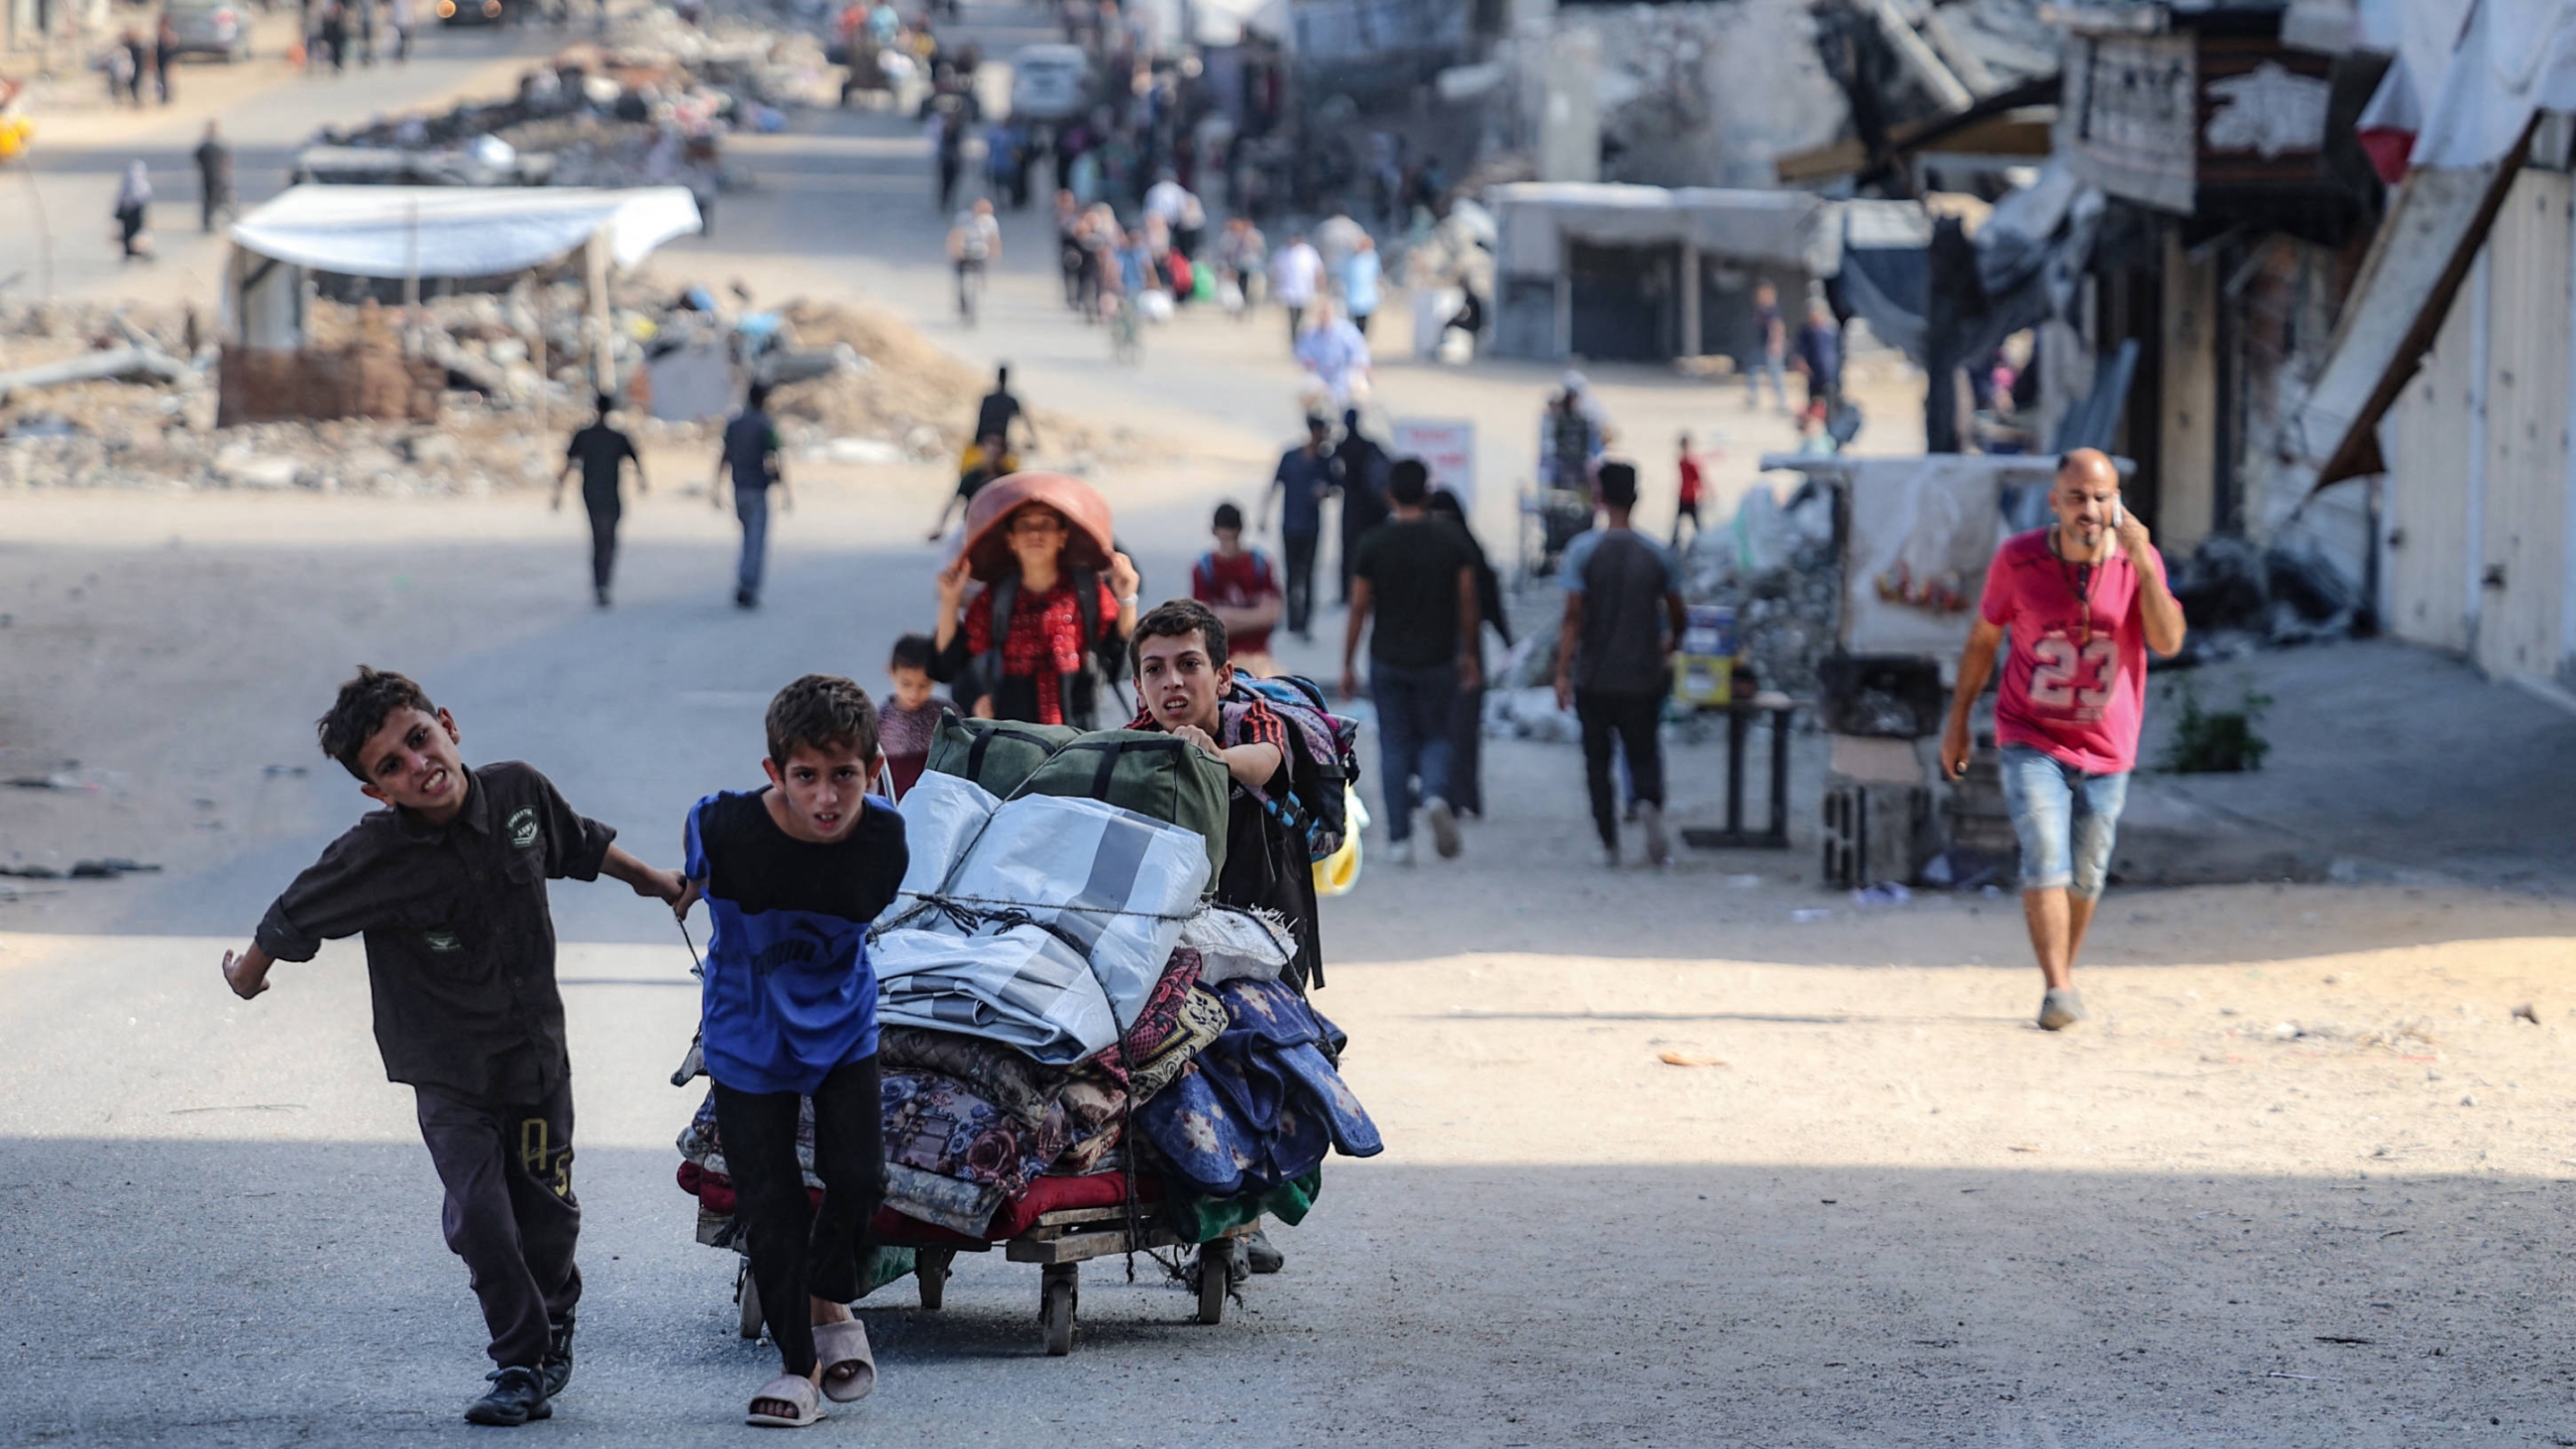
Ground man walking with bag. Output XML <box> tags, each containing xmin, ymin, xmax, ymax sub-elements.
<box><xmin>1942</xmin><ymin>449</ymin><xmax>2187</xmax><ymax>1031</ymax></box>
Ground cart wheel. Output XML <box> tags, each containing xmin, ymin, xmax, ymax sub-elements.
<box><xmin>1196</xmin><ymin>1240</ymin><xmax>1233</xmax><ymax>1326</ymax></box>
<box><xmin>737</xmin><ymin>1264</ymin><xmax>764</xmax><ymax>1341</ymax></box>
<box><xmin>916</xmin><ymin>1249</ymin><xmax>953</xmax><ymax>1311</ymax></box>
<box><xmin>1039</xmin><ymin>1264</ymin><xmax>1077</xmax><ymax>1356</ymax></box>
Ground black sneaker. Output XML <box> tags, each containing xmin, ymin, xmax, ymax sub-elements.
<box><xmin>541</xmin><ymin>1317</ymin><xmax>575</xmax><ymax>1399</ymax></box>
<box><xmin>465</xmin><ymin>1365</ymin><xmax>552</xmax><ymax>1426</ymax></box>
<box><xmin>734</xmin><ymin>589</ymin><xmax>758</xmax><ymax>610</ymax></box>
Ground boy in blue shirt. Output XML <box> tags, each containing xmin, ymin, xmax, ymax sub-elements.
<box><xmin>678</xmin><ymin>674</ymin><xmax>909</xmax><ymax>1427</ymax></box>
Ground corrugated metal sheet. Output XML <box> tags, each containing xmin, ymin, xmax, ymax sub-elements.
<box><xmin>2382</xmin><ymin>250</ymin><xmax>2480</xmax><ymax>652</ymax></box>
<box><xmin>2476</xmin><ymin>169</ymin><xmax>2573</xmax><ymax>676</ymax></box>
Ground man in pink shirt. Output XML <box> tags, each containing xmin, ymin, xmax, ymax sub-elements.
<box><xmin>1942</xmin><ymin>449</ymin><xmax>2188</xmax><ymax>1031</ymax></box>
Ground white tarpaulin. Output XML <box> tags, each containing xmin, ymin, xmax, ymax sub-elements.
<box><xmin>228</xmin><ymin>185</ymin><xmax>702</xmax><ymax>279</ymax></box>
<box><xmin>1767</xmin><ymin>454</ymin><xmax>2076</xmax><ymax>658</ymax></box>
<box><xmin>2411</xmin><ymin>0</ymin><xmax>2576</xmax><ymax>168</ymax></box>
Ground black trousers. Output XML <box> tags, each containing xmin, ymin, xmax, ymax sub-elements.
<box><xmin>1284</xmin><ymin>303</ymin><xmax>1305</xmax><ymax>349</ymax></box>
<box><xmin>1281</xmin><ymin>531</ymin><xmax>1319</xmax><ymax>636</ymax></box>
<box><xmin>1576</xmin><ymin>689</ymin><xmax>1664</xmax><ymax>849</ymax></box>
<box><xmin>1449</xmin><ymin>682</ymin><xmax>1486</xmax><ymax>816</ymax></box>
<box><xmin>414</xmin><ymin>1077</ymin><xmax>582</xmax><ymax>1370</ymax></box>
<box><xmin>584</xmin><ymin>498</ymin><xmax>619</xmax><ymax>591</ymax></box>
<box><xmin>712</xmin><ymin>1057</ymin><xmax>885</xmax><ymax>1377</ymax></box>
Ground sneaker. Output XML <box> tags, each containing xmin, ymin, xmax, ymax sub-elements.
<box><xmin>1387</xmin><ymin>837</ymin><xmax>1416</xmax><ymax>867</ymax></box>
<box><xmin>1639</xmin><ymin>802</ymin><xmax>1671</xmax><ymax>867</ymax></box>
<box><xmin>734</xmin><ymin>589</ymin><xmax>757</xmax><ymax>610</ymax></box>
<box><xmin>1424</xmin><ymin>798</ymin><xmax>1460</xmax><ymax>859</ymax></box>
<box><xmin>465</xmin><ymin>1366</ymin><xmax>552</xmax><ymax>1427</ymax></box>
<box><xmin>1599</xmin><ymin>839</ymin><xmax>1621</xmax><ymax>868</ymax></box>
<box><xmin>541</xmin><ymin>1316</ymin><xmax>575</xmax><ymax>1399</ymax></box>
<box><xmin>2037</xmin><ymin>987</ymin><xmax>2088</xmax><ymax>1032</ymax></box>
<box><xmin>1241</xmin><ymin>1226</ymin><xmax>1284</xmax><ymax>1275</ymax></box>
<box><xmin>593</xmin><ymin>587</ymin><xmax>610</xmax><ymax>610</ymax></box>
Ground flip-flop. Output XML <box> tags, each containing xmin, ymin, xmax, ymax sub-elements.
<box><xmin>746</xmin><ymin>1373</ymin><xmax>825</xmax><ymax>1428</ymax></box>
<box><xmin>813</xmin><ymin>1320</ymin><xmax>877</xmax><ymax>1402</ymax></box>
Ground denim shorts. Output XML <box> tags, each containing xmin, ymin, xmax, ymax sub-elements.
<box><xmin>1997</xmin><ymin>744</ymin><xmax>2129</xmax><ymax>898</ymax></box>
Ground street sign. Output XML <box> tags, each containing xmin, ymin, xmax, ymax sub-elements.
<box><xmin>1390</xmin><ymin>417</ymin><xmax>1475</xmax><ymax>511</ymax></box>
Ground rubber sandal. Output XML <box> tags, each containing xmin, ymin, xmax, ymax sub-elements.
<box><xmin>746</xmin><ymin>1373</ymin><xmax>825</xmax><ymax>1428</ymax></box>
<box><xmin>813</xmin><ymin>1319</ymin><xmax>877</xmax><ymax>1402</ymax></box>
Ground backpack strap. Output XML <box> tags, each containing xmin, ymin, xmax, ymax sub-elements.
<box><xmin>964</xmin><ymin>722</ymin><xmax>994</xmax><ymax>779</ymax></box>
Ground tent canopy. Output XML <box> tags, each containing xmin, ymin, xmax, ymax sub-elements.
<box><xmin>1488</xmin><ymin>182</ymin><xmax>1840</xmax><ymax>279</ymax></box>
<box><xmin>228</xmin><ymin>185</ymin><xmax>702</xmax><ymax>279</ymax></box>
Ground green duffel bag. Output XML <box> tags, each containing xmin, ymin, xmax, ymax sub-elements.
<box><xmin>1018</xmin><ymin>729</ymin><xmax>1232</xmax><ymax>884</ymax></box>
<box><xmin>925</xmin><ymin>717</ymin><xmax>1081</xmax><ymax>800</ymax></box>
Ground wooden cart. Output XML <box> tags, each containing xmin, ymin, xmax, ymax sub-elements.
<box><xmin>734</xmin><ymin>1204</ymin><xmax>1251</xmax><ymax>1356</ymax></box>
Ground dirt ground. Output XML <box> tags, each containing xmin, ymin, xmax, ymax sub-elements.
<box><xmin>6</xmin><ymin>475</ymin><xmax>2576</xmax><ymax>1444</ymax></box>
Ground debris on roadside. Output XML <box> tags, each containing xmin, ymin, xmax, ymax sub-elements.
<box><xmin>0</xmin><ymin>290</ymin><xmax>1134</xmax><ymax>497</ymax></box>
<box><xmin>1675</xmin><ymin>482</ymin><xmax>1840</xmax><ymax>701</ymax></box>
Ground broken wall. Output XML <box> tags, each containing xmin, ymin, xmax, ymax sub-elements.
<box><xmin>1532</xmin><ymin>0</ymin><xmax>1848</xmax><ymax>189</ymax></box>
<box><xmin>217</xmin><ymin>348</ymin><xmax>444</xmax><ymax>428</ymax></box>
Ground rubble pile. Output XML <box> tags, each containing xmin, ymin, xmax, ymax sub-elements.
<box><xmin>306</xmin><ymin>8</ymin><xmax>837</xmax><ymax>197</ymax></box>
<box><xmin>1676</xmin><ymin>483</ymin><xmax>1841</xmax><ymax>700</ymax></box>
<box><xmin>0</xmin><ymin>283</ymin><xmax>1132</xmax><ymax>497</ymax></box>
<box><xmin>2165</xmin><ymin>534</ymin><xmax>2363</xmax><ymax>664</ymax></box>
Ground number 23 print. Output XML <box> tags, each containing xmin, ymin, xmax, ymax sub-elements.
<box><xmin>2029</xmin><ymin>633</ymin><xmax>2116</xmax><ymax>717</ymax></box>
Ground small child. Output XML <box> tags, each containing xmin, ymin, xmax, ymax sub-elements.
<box><xmin>878</xmin><ymin>633</ymin><xmax>951</xmax><ymax>798</ymax></box>
<box><xmin>1672</xmin><ymin>430</ymin><xmax>1703</xmax><ymax>550</ymax></box>
<box><xmin>219</xmin><ymin>666</ymin><xmax>686</xmax><ymax>1428</ymax></box>
<box><xmin>679</xmin><ymin>674</ymin><xmax>909</xmax><ymax>1428</ymax></box>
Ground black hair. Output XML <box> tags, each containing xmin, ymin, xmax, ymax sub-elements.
<box><xmin>317</xmin><ymin>665</ymin><xmax>437</xmax><ymax>783</ymax></box>
<box><xmin>996</xmin><ymin>364</ymin><xmax>1011</xmax><ymax>386</ymax></box>
<box><xmin>1424</xmin><ymin>489</ymin><xmax>1463</xmax><ymax>520</ymax></box>
<box><xmin>595</xmin><ymin>391</ymin><xmax>616</xmax><ymax>415</ymax></box>
<box><xmin>746</xmin><ymin>383</ymin><xmax>772</xmax><ymax>411</ymax></box>
<box><xmin>1212</xmin><ymin>502</ymin><xmax>1244</xmax><ymax>531</ymax></box>
<box><xmin>1130</xmin><ymin>599</ymin><xmax>1229</xmax><ymax>671</ymax></box>
<box><xmin>890</xmin><ymin>633</ymin><xmax>935</xmax><ymax>672</ymax></box>
<box><xmin>765</xmin><ymin>674</ymin><xmax>880</xmax><ymax>767</ymax></box>
<box><xmin>1598</xmin><ymin>460</ymin><xmax>1639</xmax><ymax>509</ymax></box>
<box><xmin>1388</xmin><ymin>457</ymin><xmax>1430</xmax><ymax>504</ymax></box>
<box><xmin>1306</xmin><ymin>414</ymin><xmax>1331</xmax><ymax>434</ymax></box>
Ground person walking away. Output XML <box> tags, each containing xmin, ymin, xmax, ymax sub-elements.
<box><xmin>1672</xmin><ymin>431</ymin><xmax>1704</xmax><ymax>549</ymax></box>
<box><xmin>946</xmin><ymin>198</ymin><xmax>1000</xmax><ymax>321</ymax></box>
<box><xmin>1332</xmin><ymin>406</ymin><xmax>1389</xmax><ymax>607</ymax></box>
<box><xmin>1746</xmin><ymin>281</ymin><xmax>1787</xmax><ymax>412</ymax></box>
<box><xmin>879</xmin><ymin>635</ymin><xmax>951</xmax><ymax>797</ymax></box>
<box><xmin>713</xmin><ymin>384</ymin><xmax>787</xmax><ymax>609</ymax></box>
<box><xmin>1054</xmin><ymin>190</ymin><xmax>1087</xmax><ymax>308</ymax></box>
<box><xmin>194</xmin><ymin>123</ymin><xmax>234</xmax><ymax>234</ymax></box>
<box><xmin>931</xmin><ymin>367</ymin><xmax>1037</xmax><ymax>541</ymax></box>
<box><xmin>1553</xmin><ymin>462</ymin><xmax>1684</xmax><ymax>867</ymax></box>
<box><xmin>930</xmin><ymin>99</ymin><xmax>965</xmax><ymax>210</ymax></box>
<box><xmin>1342</xmin><ymin>459</ymin><xmax>1479</xmax><ymax>864</ymax></box>
<box><xmin>1941</xmin><ymin>448</ymin><xmax>2185</xmax><ymax>1030</ymax></box>
<box><xmin>553</xmin><ymin>393</ymin><xmax>646</xmax><ymax>608</ymax></box>
<box><xmin>1426</xmin><ymin>488</ymin><xmax>1509</xmax><ymax>819</ymax></box>
<box><xmin>1313</xmin><ymin>208</ymin><xmax>1362</xmax><ymax>292</ymax></box>
<box><xmin>113</xmin><ymin>162</ymin><xmax>153</xmax><ymax>262</ymax></box>
<box><xmin>1261</xmin><ymin>415</ymin><xmax>1336</xmax><ymax>642</ymax></box>
<box><xmin>1269</xmin><ymin>231</ymin><xmax>1321</xmax><ymax>349</ymax></box>
<box><xmin>154</xmin><ymin>13</ymin><xmax>178</xmax><ymax>104</ymax></box>
<box><xmin>319</xmin><ymin>0</ymin><xmax>349</xmax><ymax>70</ymax></box>
<box><xmin>122</xmin><ymin>28</ymin><xmax>150</xmax><ymax>105</ymax></box>
<box><xmin>390</xmin><ymin>0</ymin><xmax>415</xmax><ymax>60</ymax></box>
<box><xmin>1217</xmin><ymin>215</ymin><xmax>1265</xmax><ymax>319</ymax></box>
<box><xmin>219</xmin><ymin>666</ymin><xmax>688</xmax><ymax>1426</ymax></box>
<box><xmin>679</xmin><ymin>675</ymin><xmax>907</xmax><ymax>1427</ymax></box>
<box><xmin>1342</xmin><ymin>236</ymin><xmax>1382</xmax><ymax>338</ymax></box>
<box><xmin>1793</xmin><ymin>297</ymin><xmax>1841</xmax><ymax>416</ymax></box>
<box><xmin>929</xmin><ymin>478</ymin><xmax>1140</xmax><ymax>726</ymax></box>
<box><xmin>1191</xmin><ymin>502</ymin><xmax>1283</xmax><ymax>678</ymax></box>
<box><xmin>1293</xmin><ymin>300</ymin><xmax>1369</xmax><ymax>410</ymax></box>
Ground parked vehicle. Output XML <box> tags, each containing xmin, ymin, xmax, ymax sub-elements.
<box><xmin>164</xmin><ymin>0</ymin><xmax>252</xmax><ymax>60</ymax></box>
<box><xmin>1008</xmin><ymin>43</ymin><xmax>1089</xmax><ymax>122</ymax></box>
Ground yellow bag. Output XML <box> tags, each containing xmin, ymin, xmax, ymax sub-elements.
<box><xmin>1311</xmin><ymin>788</ymin><xmax>1369</xmax><ymax>897</ymax></box>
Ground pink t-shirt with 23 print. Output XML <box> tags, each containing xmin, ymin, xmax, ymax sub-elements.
<box><xmin>1977</xmin><ymin>527</ymin><xmax>2167</xmax><ymax>775</ymax></box>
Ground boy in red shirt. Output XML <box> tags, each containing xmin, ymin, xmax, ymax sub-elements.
<box><xmin>1941</xmin><ymin>450</ymin><xmax>2188</xmax><ymax>1031</ymax></box>
<box><xmin>1191</xmin><ymin>502</ymin><xmax>1285</xmax><ymax>678</ymax></box>
<box><xmin>1671</xmin><ymin>431</ymin><xmax>1704</xmax><ymax>549</ymax></box>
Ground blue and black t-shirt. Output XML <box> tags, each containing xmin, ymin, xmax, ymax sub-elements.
<box><xmin>685</xmin><ymin>789</ymin><xmax>909</xmax><ymax>1096</ymax></box>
